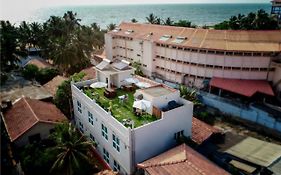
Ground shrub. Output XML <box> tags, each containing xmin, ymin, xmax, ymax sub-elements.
<box><xmin>22</xmin><ymin>64</ymin><xmax>39</xmax><ymax>80</ymax></box>
<box><xmin>36</xmin><ymin>67</ymin><xmax>59</xmax><ymax>84</ymax></box>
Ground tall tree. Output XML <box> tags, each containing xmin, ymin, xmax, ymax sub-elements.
<box><xmin>163</xmin><ymin>17</ymin><xmax>174</xmax><ymax>26</ymax></box>
<box><xmin>107</xmin><ymin>23</ymin><xmax>116</xmax><ymax>31</ymax></box>
<box><xmin>50</xmin><ymin>123</ymin><xmax>93</xmax><ymax>175</ymax></box>
<box><xmin>131</xmin><ymin>18</ymin><xmax>138</xmax><ymax>23</ymax></box>
<box><xmin>146</xmin><ymin>13</ymin><xmax>159</xmax><ymax>24</ymax></box>
<box><xmin>0</xmin><ymin>20</ymin><xmax>19</xmax><ymax>71</ymax></box>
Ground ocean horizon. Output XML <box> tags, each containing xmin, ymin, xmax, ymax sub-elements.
<box><xmin>1</xmin><ymin>3</ymin><xmax>271</xmax><ymax>28</ymax></box>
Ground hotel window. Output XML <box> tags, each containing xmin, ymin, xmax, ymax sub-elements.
<box><xmin>232</xmin><ymin>67</ymin><xmax>241</xmax><ymax>70</ymax></box>
<box><xmin>234</xmin><ymin>52</ymin><xmax>243</xmax><ymax>56</ymax></box>
<box><xmin>101</xmin><ymin>124</ymin><xmax>108</xmax><ymax>140</ymax></box>
<box><xmin>191</xmin><ymin>49</ymin><xmax>198</xmax><ymax>52</ymax></box>
<box><xmin>199</xmin><ymin>49</ymin><xmax>207</xmax><ymax>53</ymax></box>
<box><xmin>77</xmin><ymin>100</ymin><xmax>82</xmax><ymax>113</ymax></box>
<box><xmin>90</xmin><ymin>133</ymin><xmax>95</xmax><ymax>142</ymax></box>
<box><xmin>137</xmin><ymin>54</ymin><xmax>141</xmax><ymax>57</ymax></box>
<box><xmin>244</xmin><ymin>52</ymin><xmax>252</xmax><ymax>56</ymax></box>
<box><xmin>79</xmin><ymin>122</ymin><xmax>84</xmax><ymax>133</ymax></box>
<box><xmin>88</xmin><ymin>111</ymin><xmax>94</xmax><ymax>125</ymax></box>
<box><xmin>250</xmin><ymin>67</ymin><xmax>259</xmax><ymax>71</ymax></box>
<box><xmin>112</xmin><ymin>133</ymin><xmax>120</xmax><ymax>152</ymax></box>
<box><xmin>208</xmin><ymin>50</ymin><xmax>215</xmax><ymax>54</ymax></box>
<box><xmin>260</xmin><ymin>68</ymin><xmax>268</xmax><ymax>71</ymax></box>
<box><xmin>253</xmin><ymin>52</ymin><xmax>262</xmax><ymax>57</ymax></box>
<box><xmin>226</xmin><ymin>52</ymin><xmax>233</xmax><ymax>56</ymax></box>
<box><xmin>174</xmin><ymin>130</ymin><xmax>184</xmax><ymax>140</ymax></box>
<box><xmin>216</xmin><ymin>51</ymin><xmax>225</xmax><ymax>55</ymax></box>
<box><xmin>113</xmin><ymin>160</ymin><xmax>121</xmax><ymax>172</ymax></box>
<box><xmin>242</xmin><ymin>67</ymin><xmax>250</xmax><ymax>71</ymax></box>
<box><xmin>103</xmin><ymin>148</ymin><xmax>110</xmax><ymax>163</ymax></box>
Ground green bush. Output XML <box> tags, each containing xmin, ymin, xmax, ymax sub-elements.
<box><xmin>36</xmin><ymin>67</ymin><xmax>59</xmax><ymax>84</ymax></box>
<box><xmin>22</xmin><ymin>64</ymin><xmax>39</xmax><ymax>80</ymax></box>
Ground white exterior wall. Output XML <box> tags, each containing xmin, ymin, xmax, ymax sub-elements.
<box><xmin>14</xmin><ymin>122</ymin><xmax>55</xmax><ymax>147</ymax></box>
<box><xmin>71</xmin><ymin>80</ymin><xmax>194</xmax><ymax>174</ymax></box>
<box><xmin>105</xmin><ymin>33</ymin><xmax>113</xmax><ymax>60</ymax></box>
<box><xmin>133</xmin><ymin>98</ymin><xmax>193</xmax><ymax>163</ymax></box>
<box><xmin>72</xmin><ymin>83</ymin><xmax>132</xmax><ymax>175</ymax></box>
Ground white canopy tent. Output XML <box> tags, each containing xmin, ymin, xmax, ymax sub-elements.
<box><xmin>90</xmin><ymin>82</ymin><xmax>107</xmax><ymax>88</ymax></box>
<box><xmin>133</xmin><ymin>99</ymin><xmax>151</xmax><ymax>111</ymax></box>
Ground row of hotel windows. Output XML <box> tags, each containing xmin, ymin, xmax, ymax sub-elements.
<box><xmin>113</xmin><ymin>46</ymin><xmax>134</xmax><ymax>51</ymax></box>
<box><xmin>113</xmin><ymin>55</ymin><xmax>134</xmax><ymax>61</ymax></box>
<box><xmin>155</xmin><ymin>65</ymin><xmax>274</xmax><ymax>75</ymax></box>
<box><xmin>155</xmin><ymin>56</ymin><xmax>274</xmax><ymax>72</ymax></box>
<box><xmin>155</xmin><ymin>43</ymin><xmax>275</xmax><ymax>57</ymax></box>
<box><xmin>112</xmin><ymin>36</ymin><xmax>133</xmax><ymax>41</ymax></box>
<box><xmin>113</xmin><ymin>54</ymin><xmax>147</xmax><ymax>68</ymax></box>
<box><xmin>77</xmin><ymin>101</ymin><xmax>121</xmax><ymax>153</ymax></box>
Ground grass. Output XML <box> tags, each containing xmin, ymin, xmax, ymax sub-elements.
<box><xmin>83</xmin><ymin>88</ymin><xmax>158</xmax><ymax>128</ymax></box>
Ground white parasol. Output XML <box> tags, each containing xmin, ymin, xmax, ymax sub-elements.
<box><xmin>90</xmin><ymin>82</ymin><xmax>107</xmax><ymax>88</ymax></box>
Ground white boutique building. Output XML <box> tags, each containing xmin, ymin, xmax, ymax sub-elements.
<box><xmin>71</xmin><ymin>60</ymin><xmax>193</xmax><ymax>174</ymax></box>
<box><xmin>104</xmin><ymin>22</ymin><xmax>281</xmax><ymax>98</ymax></box>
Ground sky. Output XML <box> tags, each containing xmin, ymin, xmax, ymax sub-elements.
<box><xmin>0</xmin><ymin>0</ymin><xmax>270</xmax><ymax>21</ymax></box>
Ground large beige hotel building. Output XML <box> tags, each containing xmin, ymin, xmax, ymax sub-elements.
<box><xmin>104</xmin><ymin>22</ymin><xmax>281</xmax><ymax>97</ymax></box>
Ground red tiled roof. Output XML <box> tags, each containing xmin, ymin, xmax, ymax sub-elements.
<box><xmin>43</xmin><ymin>75</ymin><xmax>67</xmax><ymax>96</ymax></box>
<box><xmin>192</xmin><ymin>117</ymin><xmax>220</xmax><ymax>144</ymax></box>
<box><xmin>3</xmin><ymin>97</ymin><xmax>67</xmax><ymax>142</ymax></box>
<box><xmin>138</xmin><ymin>144</ymin><xmax>229</xmax><ymax>175</ymax></box>
<box><xmin>80</xmin><ymin>67</ymin><xmax>96</xmax><ymax>80</ymax></box>
<box><xmin>210</xmin><ymin>77</ymin><xmax>274</xmax><ymax>97</ymax></box>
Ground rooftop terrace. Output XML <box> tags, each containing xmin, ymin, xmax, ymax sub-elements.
<box><xmin>82</xmin><ymin>87</ymin><xmax>158</xmax><ymax>128</ymax></box>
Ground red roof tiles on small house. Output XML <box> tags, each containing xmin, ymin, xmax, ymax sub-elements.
<box><xmin>3</xmin><ymin>97</ymin><xmax>67</xmax><ymax>142</ymax></box>
<box><xmin>43</xmin><ymin>75</ymin><xmax>67</xmax><ymax>96</ymax></box>
<box><xmin>192</xmin><ymin>117</ymin><xmax>220</xmax><ymax>144</ymax></box>
<box><xmin>138</xmin><ymin>144</ymin><xmax>229</xmax><ymax>175</ymax></box>
<box><xmin>210</xmin><ymin>77</ymin><xmax>274</xmax><ymax>97</ymax></box>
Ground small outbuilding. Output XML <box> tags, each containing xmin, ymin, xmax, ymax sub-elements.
<box><xmin>2</xmin><ymin>97</ymin><xmax>67</xmax><ymax>147</ymax></box>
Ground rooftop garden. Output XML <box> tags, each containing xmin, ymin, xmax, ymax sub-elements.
<box><xmin>83</xmin><ymin>87</ymin><xmax>158</xmax><ymax>128</ymax></box>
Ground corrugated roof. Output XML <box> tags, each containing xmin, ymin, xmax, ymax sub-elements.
<box><xmin>138</xmin><ymin>144</ymin><xmax>230</xmax><ymax>175</ymax></box>
<box><xmin>109</xmin><ymin>22</ymin><xmax>281</xmax><ymax>52</ymax></box>
<box><xmin>3</xmin><ymin>97</ymin><xmax>67</xmax><ymax>142</ymax></box>
<box><xmin>269</xmin><ymin>158</ymin><xmax>281</xmax><ymax>175</ymax></box>
<box><xmin>210</xmin><ymin>77</ymin><xmax>274</xmax><ymax>97</ymax></box>
<box><xmin>229</xmin><ymin>160</ymin><xmax>257</xmax><ymax>173</ymax></box>
<box><xmin>96</xmin><ymin>59</ymin><xmax>110</xmax><ymax>70</ymax></box>
<box><xmin>225</xmin><ymin>137</ymin><xmax>281</xmax><ymax>167</ymax></box>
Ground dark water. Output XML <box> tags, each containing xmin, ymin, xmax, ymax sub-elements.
<box><xmin>15</xmin><ymin>3</ymin><xmax>273</xmax><ymax>28</ymax></box>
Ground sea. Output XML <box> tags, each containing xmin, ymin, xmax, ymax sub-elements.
<box><xmin>2</xmin><ymin>3</ymin><xmax>271</xmax><ymax>28</ymax></box>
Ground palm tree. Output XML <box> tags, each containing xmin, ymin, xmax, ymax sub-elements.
<box><xmin>107</xmin><ymin>23</ymin><xmax>116</xmax><ymax>31</ymax></box>
<box><xmin>163</xmin><ymin>17</ymin><xmax>173</xmax><ymax>26</ymax></box>
<box><xmin>63</xmin><ymin>11</ymin><xmax>81</xmax><ymax>32</ymax></box>
<box><xmin>18</xmin><ymin>21</ymin><xmax>32</xmax><ymax>50</ymax></box>
<box><xmin>29</xmin><ymin>22</ymin><xmax>42</xmax><ymax>48</ymax></box>
<box><xmin>131</xmin><ymin>18</ymin><xmax>138</xmax><ymax>23</ymax></box>
<box><xmin>0</xmin><ymin>20</ymin><xmax>19</xmax><ymax>71</ymax></box>
<box><xmin>174</xmin><ymin>20</ymin><xmax>192</xmax><ymax>27</ymax></box>
<box><xmin>50</xmin><ymin>123</ymin><xmax>93</xmax><ymax>175</ymax></box>
<box><xmin>179</xmin><ymin>85</ymin><xmax>201</xmax><ymax>105</ymax></box>
<box><xmin>146</xmin><ymin>13</ymin><xmax>158</xmax><ymax>24</ymax></box>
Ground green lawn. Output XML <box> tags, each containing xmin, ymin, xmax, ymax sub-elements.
<box><xmin>83</xmin><ymin>88</ymin><xmax>158</xmax><ymax>128</ymax></box>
